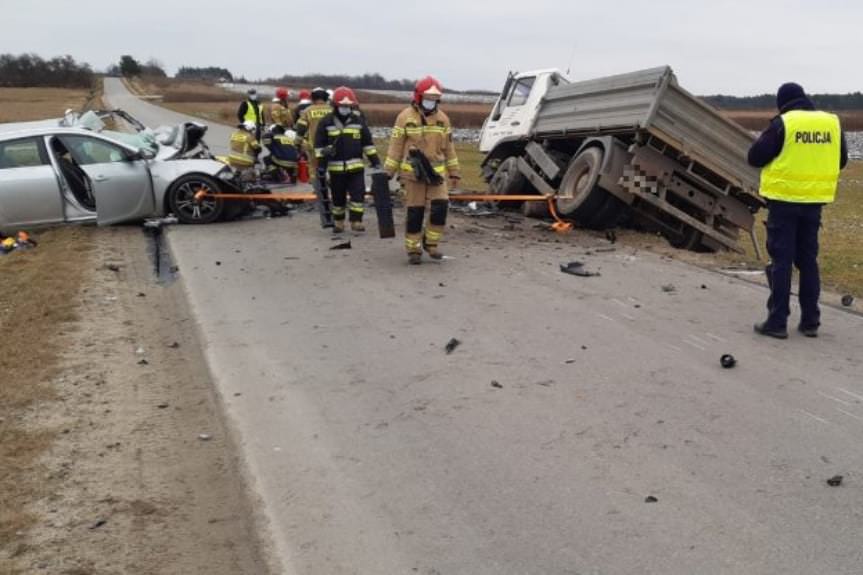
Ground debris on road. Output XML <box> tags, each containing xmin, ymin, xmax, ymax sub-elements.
<box><xmin>330</xmin><ymin>241</ymin><xmax>352</xmax><ymax>250</ymax></box>
<box><xmin>720</xmin><ymin>354</ymin><xmax>737</xmax><ymax>369</ymax></box>
<box><xmin>560</xmin><ymin>261</ymin><xmax>600</xmax><ymax>277</ymax></box>
<box><xmin>157</xmin><ymin>403</ymin><xmax>169</xmax><ymax>409</ymax></box>
<box><xmin>445</xmin><ymin>338</ymin><xmax>461</xmax><ymax>354</ymax></box>
<box><xmin>89</xmin><ymin>519</ymin><xmax>108</xmax><ymax>530</ymax></box>
<box><xmin>827</xmin><ymin>475</ymin><xmax>844</xmax><ymax>487</ymax></box>
<box><xmin>135</xmin><ymin>347</ymin><xmax>145</xmax><ymax>355</ymax></box>
<box><xmin>645</xmin><ymin>496</ymin><xmax>659</xmax><ymax>503</ymax></box>
<box><xmin>137</xmin><ymin>359</ymin><xmax>149</xmax><ymax>366</ymax></box>
<box><xmin>605</xmin><ymin>230</ymin><xmax>617</xmax><ymax>244</ymax></box>
<box><xmin>168</xmin><ymin>342</ymin><xmax>181</xmax><ymax>349</ymax></box>
<box><xmin>1</xmin><ymin>231</ymin><xmax>38</xmax><ymax>254</ymax></box>
<box><xmin>841</xmin><ymin>295</ymin><xmax>854</xmax><ymax>307</ymax></box>
<box><xmin>198</xmin><ymin>433</ymin><xmax>212</xmax><ymax>441</ymax></box>
<box><xmin>661</xmin><ymin>284</ymin><xmax>676</xmax><ymax>293</ymax></box>
<box><xmin>105</xmin><ymin>263</ymin><xmax>121</xmax><ymax>272</ymax></box>
<box><xmin>491</xmin><ymin>380</ymin><xmax>503</xmax><ymax>389</ymax></box>
<box><xmin>215</xmin><ymin>261</ymin><xmax>222</xmax><ymax>266</ymax></box>
<box><xmin>564</xmin><ymin>359</ymin><xmax>576</xmax><ymax>364</ymax></box>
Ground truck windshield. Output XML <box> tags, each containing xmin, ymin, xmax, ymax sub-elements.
<box><xmin>507</xmin><ymin>77</ymin><xmax>535</xmax><ymax>107</ymax></box>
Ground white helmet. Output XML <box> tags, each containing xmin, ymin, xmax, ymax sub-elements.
<box><xmin>284</xmin><ymin>129</ymin><xmax>297</xmax><ymax>140</ymax></box>
<box><xmin>243</xmin><ymin>120</ymin><xmax>256</xmax><ymax>132</ymax></box>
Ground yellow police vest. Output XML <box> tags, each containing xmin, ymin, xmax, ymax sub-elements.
<box><xmin>760</xmin><ymin>110</ymin><xmax>841</xmax><ymax>204</ymax></box>
<box><xmin>243</xmin><ymin>101</ymin><xmax>263</xmax><ymax>125</ymax></box>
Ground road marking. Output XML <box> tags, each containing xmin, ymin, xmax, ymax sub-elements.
<box><xmin>611</xmin><ymin>298</ymin><xmax>628</xmax><ymax>308</ymax></box>
<box><xmin>835</xmin><ymin>408</ymin><xmax>863</xmax><ymax>423</ymax></box>
<box><xmin>817</xmin><ymin>391</ymin><xmax>854</xmax><ymax>407</ymax></box>
<box><xmin>596</xmin><ymin>313</ymin><xmax>616</xmax><ymax>322</ymax></box>
<box><xmin>688</xmin><ymin>334</ymin><xmax>710</xmax><ymax>347</ymax></box>
<box><xmin>705</xmin><ymin>332</ymin><xmax>726</xmax><ymax>343</ymax></box>
<box><xmin>799</xmin><ymin>409</ymin><xmax>830</xmax><ymax>424</ymax></box>
<box><xmin>682</xmin><ymin>339</ymin><xmax>706</xmax><ymax>351</ymax></box>
<box><xmin>836</xmin><ymin>388</ymin><xmax>863</xmax><ymax>402</ymax></box>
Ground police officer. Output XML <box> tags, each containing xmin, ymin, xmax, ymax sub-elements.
<box><xmin>236</xmin><ymin>88</ymin><xmax>265</xmax><ymax>140</ymax></box>
<box><xmin>314</xmin><ymin>86</ymin><xmax>380</xmax><ymax>233</ymax></box>
<box><xmin>748</xmin><ymin>82</ymin><xmax>848</xmax><ymax>339</ymax></box>
<box><xmin>384</xmin><ymin>76</ymin><xmax>460</xmax><ymax>264</ymax></box>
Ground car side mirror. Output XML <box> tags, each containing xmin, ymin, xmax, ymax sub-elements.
<box><xmin>129</xmin><ymin>148</ymin><xmax>155</xmax><ymax>161</ymax></box>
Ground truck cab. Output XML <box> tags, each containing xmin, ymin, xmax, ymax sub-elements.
<box><xmin>479</xmin><ymin>69</ymin><xmax>568</xmax><ymax>154</ymax></box>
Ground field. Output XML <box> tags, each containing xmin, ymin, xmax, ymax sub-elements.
<box><xmin>726</xmin><ymin>109</ymin><xmax>863</xmax><ymax>131</ymax></box>
<box><xmin>0</xmin><ymin>85</ymin><xmax>99</xmax><ymax>123</ymax></box>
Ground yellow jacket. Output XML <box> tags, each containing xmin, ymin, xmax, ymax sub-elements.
<box><xmin>384</xmin><ymin>105</ymin><xmax>460</xmax><ymax>182</ymax></box>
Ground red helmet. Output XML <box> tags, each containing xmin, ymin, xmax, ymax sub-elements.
<box><xmin>275</xmin><ymin>87</ymin><xmax>288</xmax><ymax>101</ymax></box>
<box><xmin>298</xmin><ymin>89</ymin><xmax>311</xmax><ymax>101</ymax></box>
<box><xmin>332</xmin><ymin>86</ymin><xmax>358</xmax><ymax>107</ymax></box>
<box><xmin>413</xmin><ymin>76</ymin><xmax>443</xmax><ymax>104</ymax></box>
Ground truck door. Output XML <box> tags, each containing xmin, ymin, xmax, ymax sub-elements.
<box><xmin>479</xmin><ymin>75</ymin><xmax>537</xmax><ymax>153</ymax></box>
<box><xmin>58</xmin><ymin>134</ymin><xmax>156</xmax><ymax>225</ymax></box>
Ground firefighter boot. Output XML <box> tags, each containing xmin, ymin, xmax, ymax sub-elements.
<box><xmin>406</xmin><ymin>205</ymin><xmax>425</xmax><ymax>265</ymax></box>
<box><xmin>349</xmin><ymin>201</ymin><xmax>365</xmax><ymax>232</ymax></box>
<box><xmin>351</xmin><ymin>220</ymin><xmax>366</xmax><ymax>232</ymax></box>
<box><xmin>332</xmin><ymin>205</ymin><xmax>346</xmax><ymax>233</ymax></box>
<box><xmin>423</xmin><ymin>199</ymin><xmax>447</xmax><ymax>260</ymax></box>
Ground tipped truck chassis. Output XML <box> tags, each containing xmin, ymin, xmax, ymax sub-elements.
<box><xmin>479</xmin><ymin>66</ymin><xmax>765</xmax><ymax>253</ymax></box>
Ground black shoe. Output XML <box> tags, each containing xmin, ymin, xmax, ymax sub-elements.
<box><xmin>754</xmin><ymin>322</ymin><xmax>788</xmax><ymax>339</ymax></box>
<box><xmin>798</xmin><ymin>324</ymin><xmax>819</xmax><ymax>338</ymax></box>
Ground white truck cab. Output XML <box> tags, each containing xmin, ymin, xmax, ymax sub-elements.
<box><xmin>479</xmin><ymin>69</ymin><xmax>568</xmax><ymax>154</ymax></box>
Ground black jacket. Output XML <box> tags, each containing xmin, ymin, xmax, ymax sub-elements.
<box><xmin>313</xmin><ymin>111</ymin><xmax>380</xmax><ymax>172</ymax></box>
<box><xmin>236</xmin><ymin>100</ymin><xmax>264</xmax><ymax>125</ymax></box>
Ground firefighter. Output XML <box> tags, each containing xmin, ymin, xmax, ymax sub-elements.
<box><xmin>263</xmin><ymin>125</ymin><xmax>300</xmax><ymax>183</ymax></box>
<box><xmin>314</xmin><ymin>86</ymin><xmax>380</xmax><ymax>233</ymax></box>
<box><xmin>748</xmin><ymin>82</ymin><xmax>849</xmax><ymax>338</ymax></box>
<box><xmin>236</xmin><ymin>88</ymin><xmax>265</xmax><ymax>140</ymax></box>
<box><xmin>269</xmin><ymin>87</ymin><xmax>294</xmax><ymax>129</ymax></box>
<box><xmin>295</xmin><ymin>89</ymin><xmax>312</xmax><ymax>116</ymax></box>
<box><xmin>227</xmin><ymin>120</ymin><xmax>261</xmax><ymax>180</ymax></box>
<box><xmin>295</xmin><ymin>87</ymin><xmax>331</xmax><ymax>175</ymax></box>
<box><xmin>384</xmin><ymin>76</ymin><xmax>460</xmax><ymax>264</ymax></box>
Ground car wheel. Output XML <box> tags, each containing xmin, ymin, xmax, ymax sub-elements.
<box><xmin>168</xmin><ymin>174</ymin><xmax>225</xmax><ymax>225</ymax></box>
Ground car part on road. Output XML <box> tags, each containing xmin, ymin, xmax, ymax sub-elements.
<box><xmin>330</xmin><ymin>241</ymin><xmax>352</xmax><ymax>250</ymax></box>
<box><xmin>445</xmin><ymin>338</ymin><xmax>461</xmax><ymax>354</ymax></box>
<box><xmin>826</xmin><ymin>475</ymin><xmax>844</xmax><ymax>487</ymax></box>
<box><xmin>559</xmin><ymin>261</ymin><xmax>599</xmax><ymax>277</ymax></box>
<box><xmin>720</xmin><ymin>354</ymin><xmax>737</xmax><ymax>369</ymax></box>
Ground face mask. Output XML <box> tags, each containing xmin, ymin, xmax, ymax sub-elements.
<box><xmin>421</xmin><ymin>98</ymin><xmax>438</xmax><ymax>112</ymax></box>
<box><xmin>249</xmin><ymin>94</ymin><xmax>258</xmax><ymax>102</ymax></box>
<box><xmin>337</xmin><ymin>106</ymin><xmax>352</xmax><ymax>117</ymax></box>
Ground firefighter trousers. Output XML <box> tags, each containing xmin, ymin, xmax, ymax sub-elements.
<box><xmin>403</xmin><ymin>180</ymin><xmax>448</xmax><ymax>254</ymax></box>
<box><xmin>330</xmin><ymin>171</ymin><xmax>366</xmax><ymax>222</ymax></box>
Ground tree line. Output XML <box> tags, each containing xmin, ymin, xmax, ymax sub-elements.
<box><xmin>705</xmin><ymin>93</ymin><xmax>863</xmax><ymax>111</ymax></box>
<box><xmin>266</xmin><ymin>72</ymin><xmax>416</xmax><ymax>91</ymax></box>
<box><xmin>0</xmin><ymin>53</ymin><xmax>94</xmax><ymax>88</ymax></box>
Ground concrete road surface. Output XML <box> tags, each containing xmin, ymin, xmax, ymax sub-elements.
<box><xmin>104</xmin><ymin>78</ymin><xmax>863</xmax><ymax>575</ymax></box>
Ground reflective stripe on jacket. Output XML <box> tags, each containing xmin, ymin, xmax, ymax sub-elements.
<box><xmin>760</xmin><ymin>110</ymin><xmax>842</xmax><ymax>203</ymax></box>
<box><xmin>384</xmin><ymin>105</ymin><xmax>459</xmax><ymax>181</ymax></box>
<box><xmin>241</xmin><ymin>100</ymin><xmax>264</xmax><ymax>126</ymax></box>
<box><xmin>295</xmin><ymin>104</ymin><xmax>332</xmax><ymax>149</ymax></box>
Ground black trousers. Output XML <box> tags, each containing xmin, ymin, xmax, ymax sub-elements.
<box><xmin>330</xmin><ymin>171</ymin><xmax>365</xmax><ymax>222</ymax></box>
<box><xmin>764</xmin><ymin>200</ymin><xmax>823</xmax><ymax>330</ymax></box>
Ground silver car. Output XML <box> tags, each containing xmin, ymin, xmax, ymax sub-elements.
<box><xmin>0</xmin><ymin>110</ymin><xmax>235</xmax><ymax>234</ymax></box>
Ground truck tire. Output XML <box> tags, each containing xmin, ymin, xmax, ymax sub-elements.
<box><xmin>555</xmin><ymin>147</ymin><xmax>620</xmax><ymax>228</ymax></box>
<box><xmin>167</xmin><ymin>174</ymin><xmax>225</xmax><ymax>225</ymax></box>
<box><xmin>489</xmin><ymin>157</ymin><xmax>533</xmax><ymax>208</ymax></box>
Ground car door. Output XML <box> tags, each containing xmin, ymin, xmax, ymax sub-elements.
<box><xmin>0</xmin><ymin>136</ymin><xmax>65</xmax><ymax>230</ymax></box>
<box><xmin>58</xmin><ymin>134</ymin><xmax>156</xmax><ymax>225</ymax></box>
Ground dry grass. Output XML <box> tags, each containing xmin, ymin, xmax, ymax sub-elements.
<box><xmin>0</xmin><ymin>86</ymin><xmax>98</xmax><ymax>123</ymax></box>
<box><xmin>724</xmin><ymin>109</ymin><xmax>863</xmax><ymax>131</ymax></box>
<box><xmin>0</xmin><ymin>226</ymin><xmax>95</xmax><ymax>557</ymax></box>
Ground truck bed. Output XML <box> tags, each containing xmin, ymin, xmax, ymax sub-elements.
<box><xmin>532</xmin><ymin>67</ymin><xmax>761</xmax><ymax>198</ymax></box>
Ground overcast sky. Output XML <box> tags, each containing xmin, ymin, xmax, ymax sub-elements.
<box><xmin>2</xmin><ymin>0</ymin><xmax>859</xmax><ymax>95</ymax></box>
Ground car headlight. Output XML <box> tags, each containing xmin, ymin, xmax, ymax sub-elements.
<box><xmin>217</xmin><ymin>166</ymin><xmax>236</xmax><ymax>181</ymax></box>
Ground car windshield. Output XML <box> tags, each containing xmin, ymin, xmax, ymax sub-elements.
<box><xmin>102</xmin><ymin>130</ymin><xmax>159</xmax><ymax>155</ymax></box>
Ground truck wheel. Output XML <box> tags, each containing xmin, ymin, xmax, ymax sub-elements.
<box><xmin>522</xmin><ymin>198</ymin><xmax>550</xmax><ymax>219</ymax></box>
<box><xmin>167</xmin><ymin>174</ymin><xmax>225</xmax><ymax>225</ymax></box>
<box><xmin>668</xmin><ymin>227</ymin><xmax>718</xmax><ymax>253</ymax></box>
<box><xmin>489</xmin><ymin>157</ymin><xmax>532</xmax><ymax>208</ymax></box>
<box><xmin>555</xmin><ymin>147</ymin><xmax>618</xmax><ymax>228</ymax></box>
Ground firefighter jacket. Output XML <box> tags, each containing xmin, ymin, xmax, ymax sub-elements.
<box><xmin>263</xmin><ymin>132</ymin><xmax>299</xmax><ymax>168</ymax></box>
<box><xmin>228</xmin><ymin>129</ymin><xmax>260</xmax><ymax>168</ymax></box>
<box><xmin>313</xmin><ymin>111</ymin><xmax>380</xmax><ymax>174</ymax></box>
<box><xmin>295</xmin><ymin>103</ymin><xmax>332</xmax><ymax>151</ymax></box>
<box><xmin>269</xmin><ymin>102</ymin><xmax>294</xmax><ymax>128</ymax></box>
<box><xmin>384</xmin><ymin>104</ymin><xmax>460</xmax><ymax>182</ymax></box>
<box><xmin>237</xmin><ymin>99</ymin><xmax>265</xmax><ymax>126</ymax></box>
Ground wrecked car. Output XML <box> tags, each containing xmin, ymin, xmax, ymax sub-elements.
<box><xmin>0</xmin><ymin>110</ymin><xmax>241</xmax><ymax>233</ymax></box>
